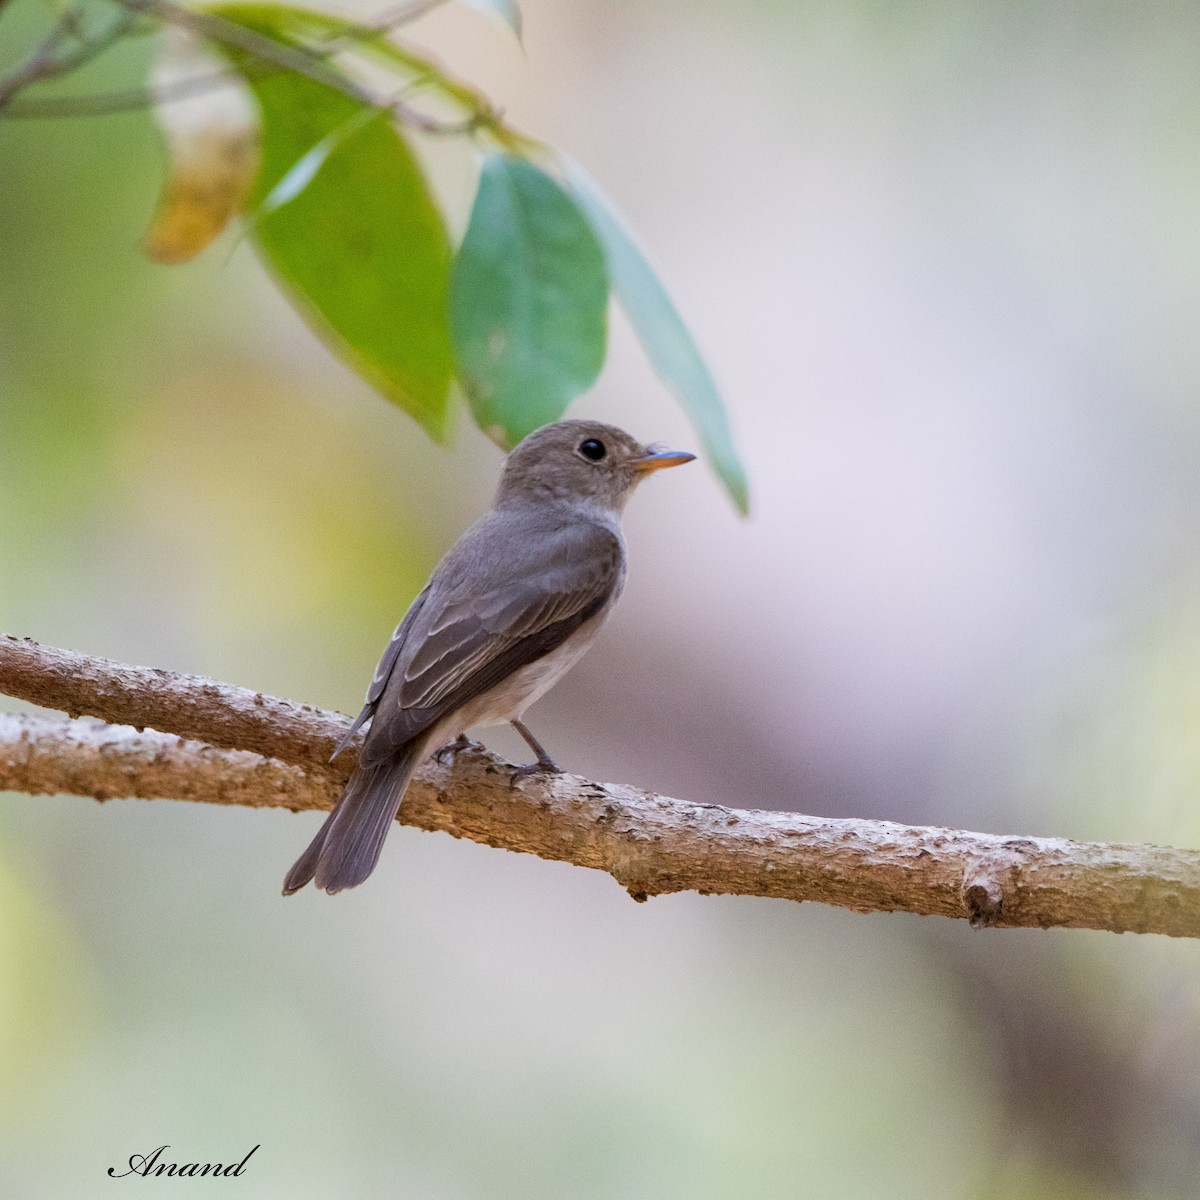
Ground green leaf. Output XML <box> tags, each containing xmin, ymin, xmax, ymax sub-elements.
<box><xmin>211</xmin><ymin>5</ymin><xmax>456</xmax><ymax>442</ymax></box>
<box><xmin>564</xmin><ymin>160</ymin><xmax>749</xmax><ymax>514</ymax></box>
<box><xmin>450</xmin><ymin>154</ymin><xmax>608</xmax><ymax>447</ymax></box>
<box><xmin>214</xmin><ymin>2</ymin><xmax>338</xmax><ymax>43</ymax></box>
<box><xmin>253</xmin><ymin>106</ymin><xmax>383</xmax><ymax>221</ymax></box>
<box><xmin>460</xmin><ymin>0</ymin><xmax>523</xmax><ymax>40</ymax></box>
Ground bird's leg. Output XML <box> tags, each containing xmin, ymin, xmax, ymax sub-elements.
<box><xmin>509</xmin><ymin>719</ymin><xmax>562</xmax><ymax>785</ymax></box>
<box><xmin>433</xmin><ymin>733</ymin><xmax>473</xmax><ymax>766</ymax></box>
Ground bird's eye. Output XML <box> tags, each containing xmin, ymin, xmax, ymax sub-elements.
<box><xmin>578</xmin><ymin>438</ymin><xmax>607</xmax><ymax>462</ymax></box>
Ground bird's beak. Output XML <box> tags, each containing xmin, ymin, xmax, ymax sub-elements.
<box><xmin>631</xmin><ymin>447</ymin><xmax>697</xmax><ymax>473</ymax></box>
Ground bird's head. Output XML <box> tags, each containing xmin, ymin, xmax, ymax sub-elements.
<box><xmin>496</xmin><ymin>420</ymin><xmax>695</xmax><ymax>515</ymax></box>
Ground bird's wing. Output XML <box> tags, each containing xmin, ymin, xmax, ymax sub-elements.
<box><xmin>329</xmin><ymin>584</ymin><xmax>431</xmax><ymax>760</ymax></box>
<box><xmin>358</xmin><ymin>516</ymin><xmax>623</xmax><ymax>765</ymax></box>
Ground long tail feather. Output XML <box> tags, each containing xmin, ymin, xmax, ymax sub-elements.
<box><xmin>282</xmin><ymin>743</ymin><xmax>422</xmax><ymax>896</ymax></box>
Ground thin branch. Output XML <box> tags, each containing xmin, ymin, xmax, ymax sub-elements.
<box><xmin>2</xmin><ymin>0</ymin><xmax>511</xmax><ymax>140</ymax></box>
<box><xmin>114</xmin><ymin>0</ymin><xmax>369</xmax><ymax>95</ymax></box>
<box><xmin>1</xmin><ymin>66</ymin><xmax>486</xmax><ymax>132</ymax></box>
<box><xmin>0</xmin><ymin>71</ymin><xmax>236</xmax><ymax>118</ymax></box>
<box><xmin>0</xmin><ymin>0</ymin><xmax>357</xmax><ymax>119</ymax></box>
<box><xmin>0</xmin><ymin>5</ymin><xmax>136</xmax><ymax>111</ymax></box>
<box><xmin>0</xmin><ymin>0</ymin><xmax>446</xmax><ymax>117</ymax></box>
<box><xmin>2</xmin><ymin>635</ymin><xmax>1200</xmax><ymax>934</ymax></box>
<box><xmin>0</xmin><ymin>8</ymin><xmax>76</xmax><ymax>111</ymax></box>
<box><xmin>0</xmin><ymin>64</ymin><xmax>476</xmax><ymax>132</ymax></box>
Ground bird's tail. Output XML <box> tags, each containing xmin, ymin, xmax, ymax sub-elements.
<box><xmin>282</xmin><ymin>744</ymin><xmax>422</xmax><ymax>896</ymax></box>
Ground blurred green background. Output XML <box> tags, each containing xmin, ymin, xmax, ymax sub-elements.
<box><xmin>5</xmin><ymin>1</ymin><xmax>1200</xmax><ymax>1196</ymax></box>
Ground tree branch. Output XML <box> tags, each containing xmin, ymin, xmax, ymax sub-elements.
<box><xmin>0</xmin><ymin>635</ymin><xmax>347</xmax><ymax>767</ymax></box>
<box><xmin>0</xmin><ymin>712</ymin><xmax>337</xmax><ymax>810</ymax></box>
<box><xmin>2</xmin><ymin>635</ymin><xmax>1199</xmax><ymax>935</ymax></box>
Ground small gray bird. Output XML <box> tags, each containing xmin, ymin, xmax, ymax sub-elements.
<box><xmin>283</xmin><ymin>419</ymin><xmax>694</xmax><ymax>895</ymax></box>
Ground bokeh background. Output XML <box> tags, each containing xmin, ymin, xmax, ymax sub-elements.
<box><xmin>5</xmin><ymin>1</ymin><xmax>1200</xmax><ymax>1195</ymax></box>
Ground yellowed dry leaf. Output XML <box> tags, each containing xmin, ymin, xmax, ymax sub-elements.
<box><xmin>144</xmin><ymin>29</ymin><xmax>261</xmax><ymax>264</ymax></box>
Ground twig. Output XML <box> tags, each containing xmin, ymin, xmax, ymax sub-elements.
<box><xmin>113</xmin><ymin>0</ymin><xmax>368</xmax><ymax>96</ymax></box>
<box><xmin>0</xmin><ymin>72</ymin><xmax>236</xmax><ymax>118</ymax></box>
<box><xmin>0</xmin><ymin>5</ymin><xmax>134</xmax><ymax>112</ymax></box>
<box><xmin>2</xmin><ymin>634</ymin><xmax>1200</xmax><ymax>934</ymax></box>
<box><xmin>0</xmin><ymin>63</ymin><xmax>474</xmax><ymax>131</ymax></box>
<box><xmin>2</xmin><ymin>0</ymin><xmax>510</xmax><ymax>139</ymax></box>
<box><xmin>0</xmin><ymin>9</ymin><xmax>75</xmax><ymax>111</ymax></box>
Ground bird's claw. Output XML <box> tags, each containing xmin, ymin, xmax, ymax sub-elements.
<box><xmin>508</xmin><ymin>759</ymin><xmax>563</xmax><ymax>788</ymax></box>
<box><xmin>434</xmin><ymin>734</ymin><xmax>473</xmax><ymax>766</ymax></box>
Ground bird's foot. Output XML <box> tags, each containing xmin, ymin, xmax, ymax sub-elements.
<box><xmin>508</xmin><ymin>757</ymin><xmax>563</xmax><ymax>788</ymax></box>
<box><xmin>434</xmin><ymin>733</ymin><xmax>473</xmax><ymax>766</ymax></box>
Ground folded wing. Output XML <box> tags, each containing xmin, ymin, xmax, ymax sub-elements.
<box><xmin>359</xmin><ymin>513</ymin><xmax>624</xmax><ymax>765</ymax></box>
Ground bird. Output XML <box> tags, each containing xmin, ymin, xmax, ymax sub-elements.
<box><xmin>283</xmin><ymin>419</ymin><xmax>695</xmax><ymax>895</ymax></box>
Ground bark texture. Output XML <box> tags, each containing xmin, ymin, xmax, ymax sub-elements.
<box><xmin>2</xmin><ymin>635</ymin><xmax>1200</xmax><ymax>936</ymax></box>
